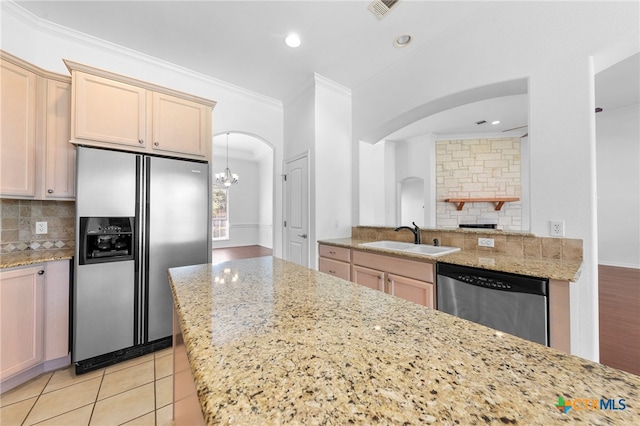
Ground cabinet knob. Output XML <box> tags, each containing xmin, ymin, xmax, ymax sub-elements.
<box><xmin>329</xmin><ymin>270</ymin><xmax>336</xmax><ymax>274</ymax></box>
<box><xmin>138</xmin><ymin>139</ymin><xmax>144</xmax><ymax>144</ymax></box>
<box><xmin>154</xmin><ymin>142</ymin><xmax>159</xmax><ymax>146</ymax></box>
<box><xmin>329</xmin><ymin>251</ymin><xmax>336</xmax><ymax>254</ymax></box>
<box><xmin>47</xmin><ymin>189</ymin><xmax>54</xmax><ymax>194</ymax></box>
<box><xmin>38</xmin><ymin>270</ymin><xmax>45</xmax><ymax>275</ymax></box>
<box><xmin>378</xmin><ymin>275</ymin><xmax>382</xmax><ymax>279</ymax></box>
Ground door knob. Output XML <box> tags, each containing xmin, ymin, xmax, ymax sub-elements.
<box><xmin>298</xmin><ymin>233</ymin><xmax>307</xmax><ymax>239</ymax></box>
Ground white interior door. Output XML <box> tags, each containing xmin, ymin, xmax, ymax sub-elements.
<box><xmin>284</xmin><ymin>155</ymin><xmax>309</xmax><ymax>267</ymax></box>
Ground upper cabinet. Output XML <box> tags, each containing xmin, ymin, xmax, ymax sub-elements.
<box><xmin>65</xmin><ymin>60</ymin><xmax>215</xmax><ymax>161</ymax></box>
<box><xmin>0</xmin><ymin>51</ymin><xmax>75</xmax><ymax>200</ymax></box>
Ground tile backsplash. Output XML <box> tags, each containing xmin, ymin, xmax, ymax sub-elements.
<box><xmin>0</xmin><ymin>199</ymin><xmax>75</xmax><ymax>253</ymax></box>
<box><xmin>352</xmin><ymin>226</ymin><xmax>583</xmax><ymax>261</ymax></box>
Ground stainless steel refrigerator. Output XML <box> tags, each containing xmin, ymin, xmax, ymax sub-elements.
<box><xmin>73</xmin><ymin>146</ymin><xmax>210</xmax><ymax>373</ymax></box>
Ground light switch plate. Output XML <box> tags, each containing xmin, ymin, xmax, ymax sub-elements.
<box><xmin>35</xmin><ymin>221</ymin><xmax>48</xmax><ymax>234</ymax></box>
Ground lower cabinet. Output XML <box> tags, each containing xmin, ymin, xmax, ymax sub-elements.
<box><xmin>0</xmin><ymin>260</ymin><xmax>70</xmax><ymax>392</ymax></box>
<box><xmin>0</xmin><ymin>265</ymin><xmax>45</xmax><ymax>380</ymax></box>
<box><xmin>351</xmin><ymin>249</ymin><xmax>435</xmax><ymax>309</ymax></box>
<box><xmin>318</xmin><ymin>244</ymin><xmax>351</xmax><ymax>281</ymax></box>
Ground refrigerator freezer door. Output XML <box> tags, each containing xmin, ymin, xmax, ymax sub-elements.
<box><xmin>73</xmin><ymin>261</ymin><xmax>135</xmax><ymax>361</ymax></box>
<box><xmin>76</xmin><ymin>147</ymin><xmax>137</xmax><ymax>217</ymax></box>
<box><xmin>145</xmin><ymin>157</ymin><xmax>210</xmax><ymax>342</ymax></box>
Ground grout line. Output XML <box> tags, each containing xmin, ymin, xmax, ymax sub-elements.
<box><xmin>87</xmin><ymin>368</ymin><xmax>106</xmax><ymax>426</ymax></box>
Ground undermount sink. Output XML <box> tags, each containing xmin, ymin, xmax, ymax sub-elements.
<box><xmin>359</xmin><ymin>241</ymin><xmax>461</xmax><ymax>257</ymax></box>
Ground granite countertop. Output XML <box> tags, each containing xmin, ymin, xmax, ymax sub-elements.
<box><xmin>320</xmin><ymin>238</ymin><xmax>583</xmax><ymax>282</ymax></box>
<box><xmin>169</xmin><ymin>257</ymin><xmax>639</xmax><ymax>425</ymax></box>
<box><xmin>0</xmin><ymin>249</ymin><xmax>74</xmax><ymax>269</ymax></box>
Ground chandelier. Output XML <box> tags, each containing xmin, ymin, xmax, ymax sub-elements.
<box><xmin>215</xmin><ymin>132</ymin><xmax>239</xmax><ymax>187</ymax></box>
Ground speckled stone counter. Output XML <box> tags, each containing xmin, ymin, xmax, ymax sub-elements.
<box><xmin>169</xmin><ymin>257</ymin><xmax>638</xmax><ymax>425</ymax></box>
<box><xmin>0</xmin><ymin>249</ymin><xmax>74</xmax><ymax>269</ymax></box>
<box><xmin>320</xmin><ymin>238</ymin><xmax>582</xmax><ymax>282</ymax></box>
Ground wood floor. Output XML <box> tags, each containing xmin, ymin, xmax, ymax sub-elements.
<box><xmin>212</xmin><ymin>245</ymin><xmax>272</xmax><ymax>264</ymax></box>
<box><xmin>599</xmin><ymin>264</ymin><xmax>640</xmax><ymax>376</ymax></box>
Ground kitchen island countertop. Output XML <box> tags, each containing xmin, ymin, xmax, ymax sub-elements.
<box><xmin>169</xmin><ymin>256</ymin><xmax>638</xmax><ymax>425</ymax></box>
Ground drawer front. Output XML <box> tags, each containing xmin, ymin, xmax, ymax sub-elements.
<box><xmin>318</xmin><ymin>244</ymin><xmax>351</xmax><ymax>262</ymax></box>
<box><xmin>319</xmin><ymin>258</ymin><xmax>350</xmax><ymax>281</ymax></box>
<box><xmin>352</xmin><ymin>250</ymin><xmax>433</xmax><ymax>283</ymax></box>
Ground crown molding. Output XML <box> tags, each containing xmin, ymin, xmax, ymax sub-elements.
<box><xmin>2</xmin><ymin>1</ymin><xmax>282</xmax><ymax>109</ymax></box>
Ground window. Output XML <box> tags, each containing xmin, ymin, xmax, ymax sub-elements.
<box><xmin>212</xmin><ymin>188</ymin><xmax>229</xmax><ymax>240</ymax></box>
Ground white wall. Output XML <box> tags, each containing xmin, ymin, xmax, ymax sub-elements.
<box><xmin>352</xmin><ymin>1</ymin><xmax>639</xmax><ymax>361</ymax></box>
<box><xmin>314</xmin><ymin>75</ymin><xmax>352</xmax><ymax>246</ymax></box>
<box><xmin>258</xmin><ymin>150</ymin><xmax>274</xmax><ymax>249</ymax></box>
<box><xmin>1</xmin><ymin>3</ymin><xmax>285</xmax><ymax>256</ymax></box>
<box><xmin>284</xmin><ymin>75</ymin><xmax>352</xmax><ymax>267</ymax></box>
<box><xmin>596</xmin><ymin>104</ymin><xmax>640</xmax><ymax>268</ymax></box>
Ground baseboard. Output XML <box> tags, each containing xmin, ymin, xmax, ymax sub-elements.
<box><xmin>0</xmin><ymin>354</ymin><xmax>70</xmax><ymax>394</ymax></box>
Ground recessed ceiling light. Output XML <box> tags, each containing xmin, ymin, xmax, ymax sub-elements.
<box><xmin>491</xmin><ymin>120</ymin><xmax>500</xmax><ymax>125</ymax></box>
<box><xmin>285</xmin><ymin>33</ymin><xmax>301</xmax><ymax>48</ymax></box>
<box><xmin>393</xmin><ymin>34</ymin><xmax>412</xmax><ymax>48</ymax></box>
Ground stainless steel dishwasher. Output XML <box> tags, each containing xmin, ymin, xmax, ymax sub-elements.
<box><xmin>436</xmin><ymin>263</ymin><xmax>549</xmax><ymax>346</ymax></box>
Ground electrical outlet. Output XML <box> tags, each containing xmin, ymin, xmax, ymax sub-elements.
<box><xmin>478</xmin><ymin>238</ymin><xmax>494</xmax><ymax>248</ymax></box>
<box><xmin>550</xmin><ymin>220</ymin><xmax>565</xmax><ymax>237</ymax></box>
<box><xmin>35</xmin><ymin>221</ymin><xmax>48</xmax><ymax>234</ymax></box>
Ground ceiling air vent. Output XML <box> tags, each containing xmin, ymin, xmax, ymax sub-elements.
<box><xmin>368</xmin><ymin>0</ymin><xmax>400</xmax><ymax>19</ymax></box>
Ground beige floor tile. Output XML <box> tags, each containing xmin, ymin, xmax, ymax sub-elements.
<box><xmin>155</xmin><ymin>375</ymin><xmax>173</xmax><ymax>408</ymax></box>
<box><xmin>0</xmin><ymin>373</ymin><xmax>51</xmax><ymax>407</ymax></box>
<box><xmin>44</xmin><ymin>366</ymin><xmax>104</xmax><ymax>394</ymax></box>
<box><xmin>24</xmin><ymin>376</ymin><xmax>101</xmax><ymax>425</ymax></box>
<box><xmin>104</xmin><ymin>353</ymin><xmax>155</xmax><ymax>375</ymax></box>
<box><xmin>154</xmin><ymin>347</ymin><xmax>173</xmax><ymax>359</ymax></box>
<box><xmin>35</xmin><ymin>404</ymin><xmax>93</xmax><ymax>426</ymax></box>
<box><xmin>156</xmin><ymin>404</ymin><xmax>174</xmax><ymax>426</ymax></box>
<box><xmin>0</xmin><ymin>396</ymin><xmax>37</xmax><ymax>425</ymax></box>
<box><xmin>121</xmin><ymin>411</ymin><xmax>156</xmax><ymax>426</ymax></box>
<box><xmin>98</xmin><ymin>360</ymin><xmax>154</xmax><ymax>401</ymax></box>
<box><xmin>155</xmin><ymin>353</ymin><xmax>173</xmax><ymax>379</ymax></box>
<box><xmin>90</xmin><ymin>383</ymin><xmax>155</xmax><ymax>426</ymax></box>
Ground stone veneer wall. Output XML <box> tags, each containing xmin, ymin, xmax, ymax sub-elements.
<box><xmin>436</xmin><ymin>138</ymin><xmax>521</xmax><ymax>230</ymax></box>
<box><xmin>0</xmin><ymin>199</ymin><xmax>75</xmax><ymax>253</ymax></box>
<box><xmin>352</xmin><ymin>226</ymin><xmax>583</xmax><ymax>262</ymax></box>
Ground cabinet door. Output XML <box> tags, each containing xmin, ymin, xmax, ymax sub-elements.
<box><xmin>0</xmin><ymin>265</ymin><xmax>45</xmax><ymax>380</ymax></box>
<box><xmin>44</xmin><ymin>79</ymin><xmax>75</xmax><ymax>199</ymax></box>
<box><xmin>0</xmin><ymin>59</ymin><xmax>37</xmax><ymax>197</ymax></box>
<box><xmin>152</xmin><ymin>92</ymin><xmax>208</xmax><ymax>157</ymax></box>
<box><xmin>387</xmin><ymin>273</ymin><xmax>435</xmax><ymax>308</ymax></box>
<box><xmin>44</xmin><ymin>260</ymin><xmax>70</xmax><ymax>361</ymax></box>
<box><xmin>319</xmin><ymin>257</ymin><xmax>350</xmax><ymax>281</ymax></box>
<box><xmin>352</xmin><ymin>265</ymin><xmax>385</xmax><ymax>292</ymax></box>
<box><xmin>74</xmin><ymin>72</ymin><xmax>147</xmax><ymax>148</ymax></box>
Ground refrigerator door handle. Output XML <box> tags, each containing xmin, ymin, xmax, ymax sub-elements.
<box><xmin>134</xmin><ymin>154</ymin><xmax>145</xmax><ymax>346</ymax></box>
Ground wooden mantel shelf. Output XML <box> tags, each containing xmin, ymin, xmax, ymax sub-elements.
<box><xmin>444</xmin><ymin>197</ymin><xmax>520</xmax><ymax>211</ymax></box>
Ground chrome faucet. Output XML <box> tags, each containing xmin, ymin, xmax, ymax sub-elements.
<box><xmin>394</xmin><ymin>222</ymin><xmax>421</xmax><ymax>244</ymax></box>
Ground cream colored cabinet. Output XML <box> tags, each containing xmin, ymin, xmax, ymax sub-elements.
<box><xmin>0</xmin><ymin>51</ymin><xmax>75</xmax><ymax>200</ymax></box>
<box><xmin>0</xmin><ymin>260</ymin><xmax>70</xmax><ymax>391</ymax></box>
<box><xmin>1</xmin><ymin>57</ymin><xmax>38</xmax><ymax>197</ymax></box>
<box><xmin>352</xmin><ymin>265</ymin><xmax>385</xmax><ymax>291</ymax></box>
<box><xmin>44</xmin><ymin>79</ymin><xmax>75</xmax><ymax>199</ymax></box>
<box><xmin>318</xmin><ymin>244</ymin><xmax>351</xmax><ymax>281</ymax></box>
<box><xmin>152</xmin><ymin>92</ymin><xmax>209</xmax><ymax>156</ymax></box>
<box><xmin>72</xmin><ymin>71</ymin><xmax>147</xmax><ymax>148</ymax></box>
<box><xmin>387</xmin><ymin>273</ymin><xmax>434</xmax><ymax>308</ymax></box>
<box><xmin>66</xmin><ymin>60</ymin><xmax>215</xmax><ymax>160</ymax></box>
<box><xmin>0</xmin><ymin>265</ymin><xmax>45</xmax><ymax>381</ymax></box>
<box><xmin>352</xmin><ymin>250</ymin><xmax>435</xmax><ymax>308</ymax></box>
